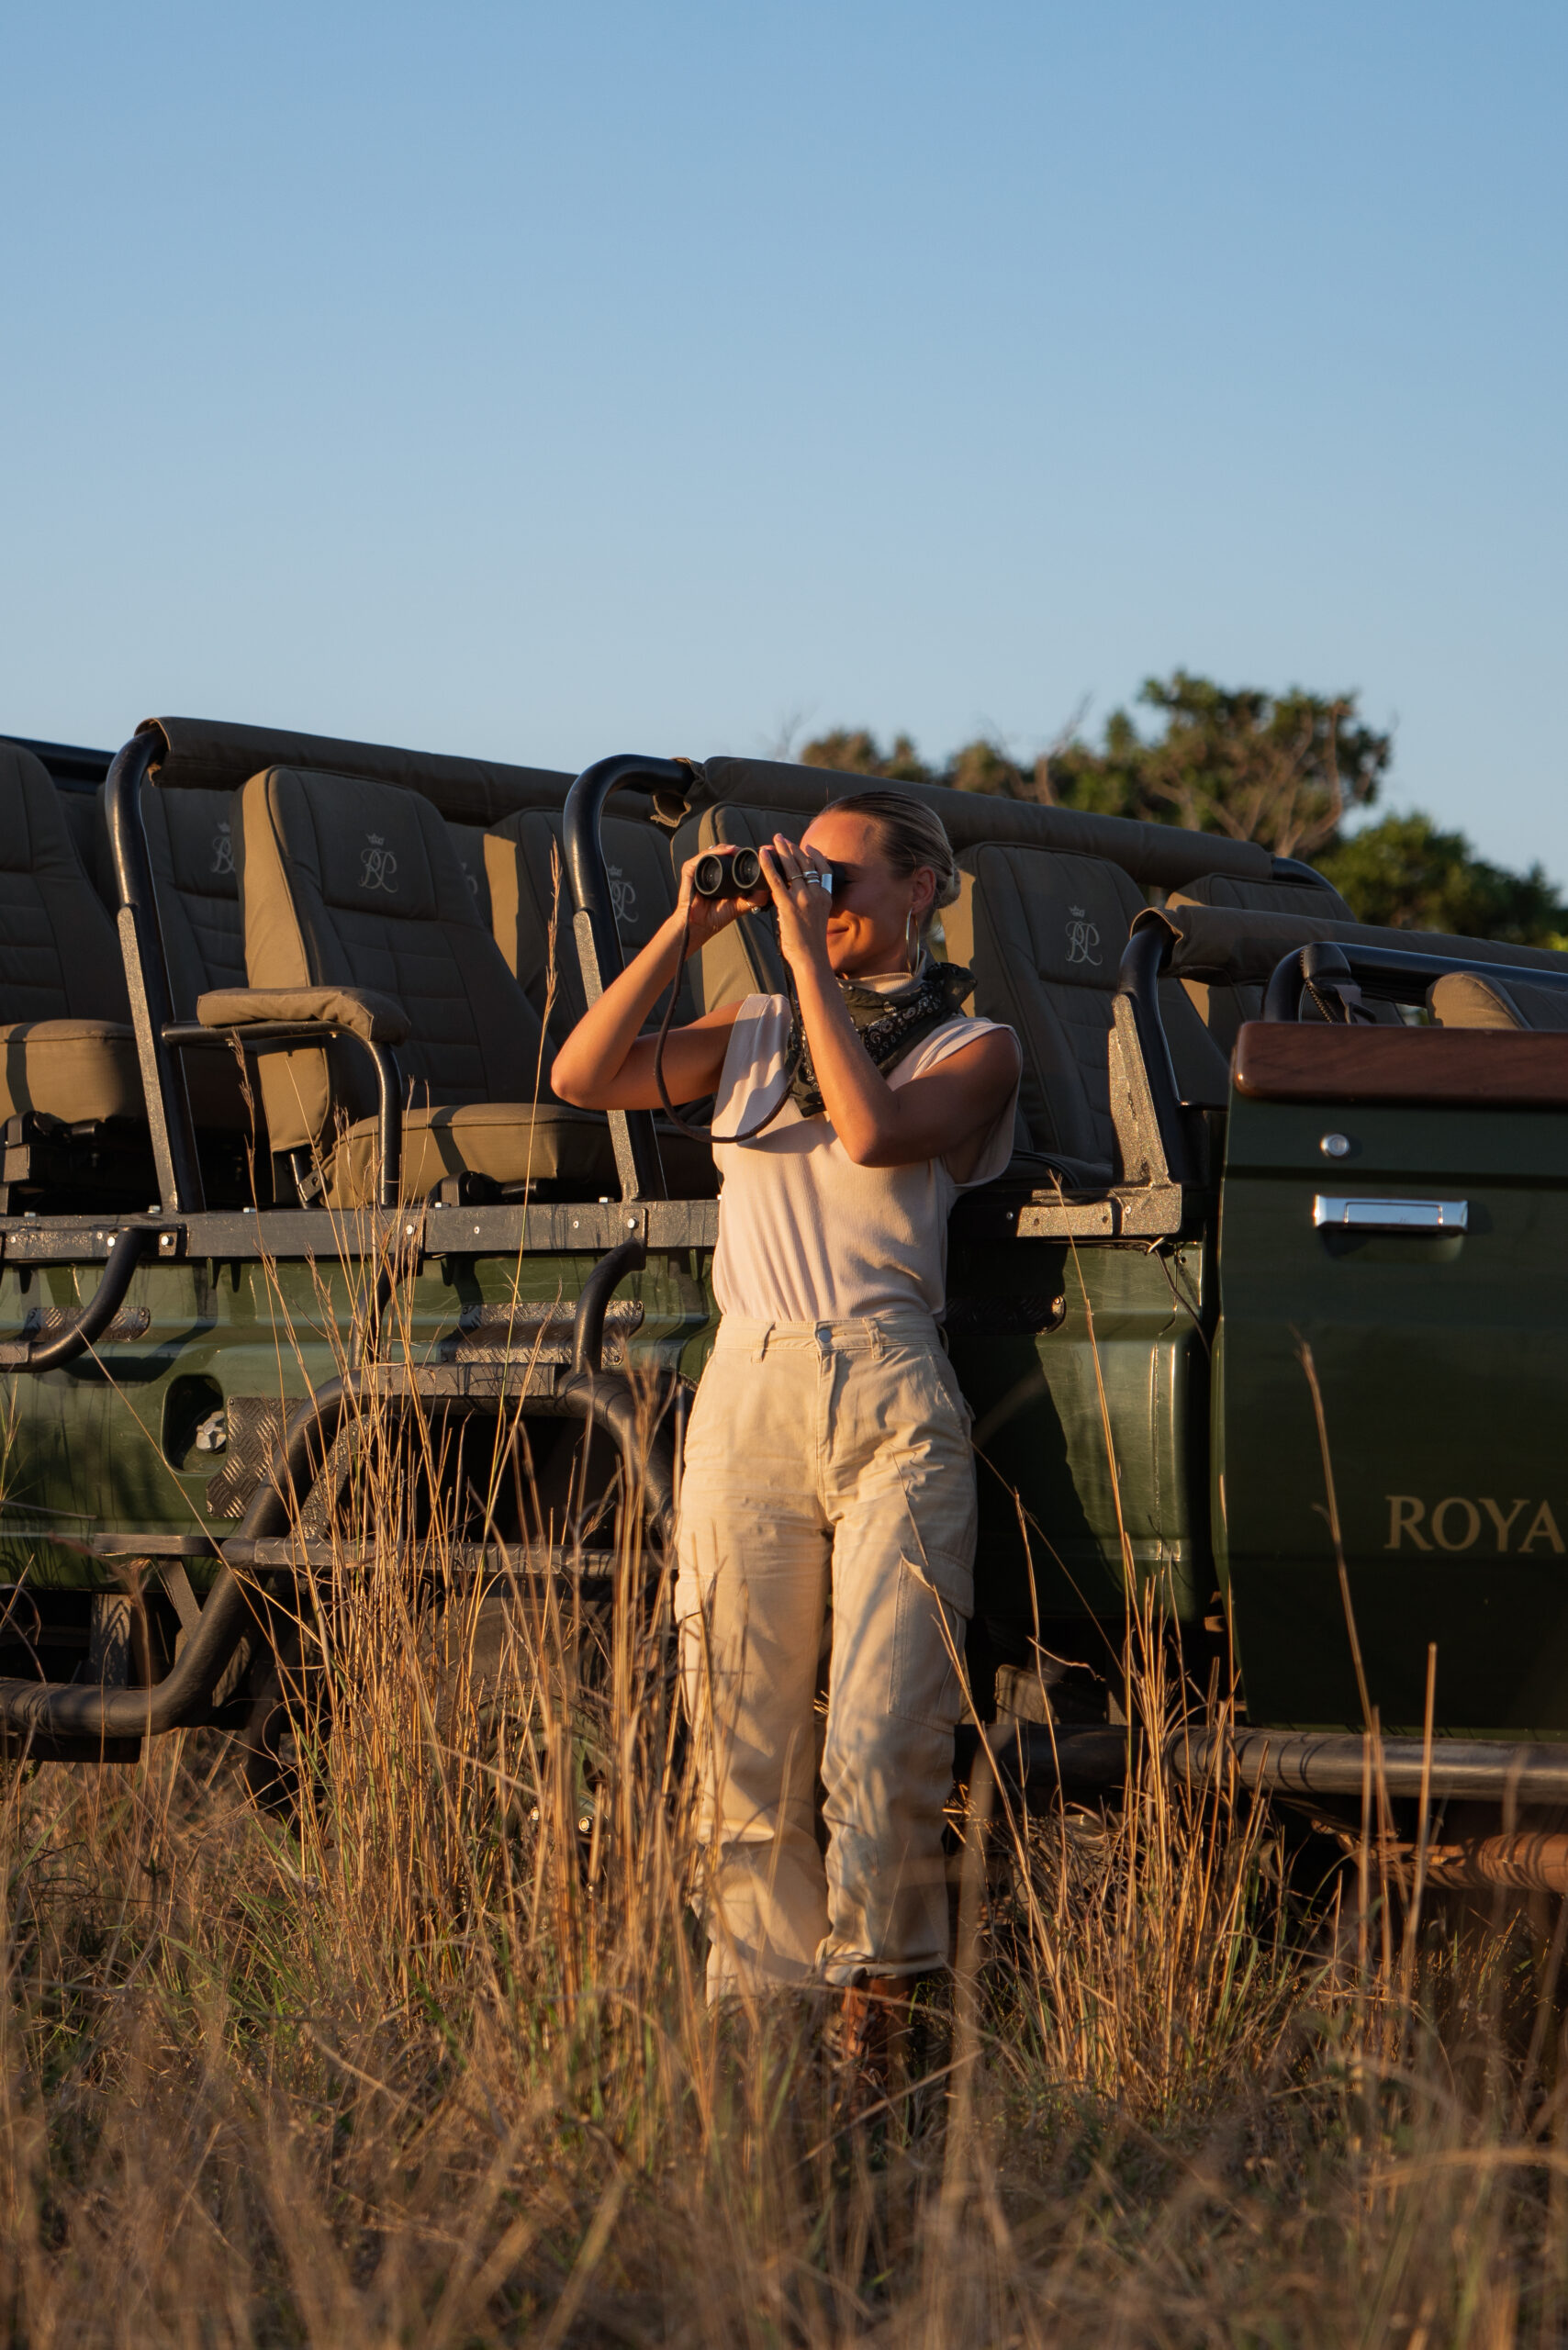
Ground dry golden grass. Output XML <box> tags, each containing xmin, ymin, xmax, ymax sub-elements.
<box><xmin>3</xmin><ymin>1253</ymin><xmax>1566</xmax><ymax>2344</ymax></box>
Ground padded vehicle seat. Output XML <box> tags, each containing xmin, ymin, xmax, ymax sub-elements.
<box><xmin>234</xmin><ymin>766</ymin><xmax>617</xmax><ymax>1205</ymax></box>
<box><xmin>1428</xmin><ymin>970</ymin><xmax>1568</xmax><ymax>1031</ymax></box>
<box><xmin>55</xmin><ymin>784</ymin><xmax>105</xmax><ymax>898</ymax></box>
<box><xmin>445</xmin><ymin>822</ymin><xmax>497</xmax><ymax>934</ymax></box>
<box><xmin>1149</xmin><ymin>906</ymin><xmax>1568</xmax><ymax>1060</ymax></box>
<box><xmin>1165</xmin><ymin>867</ymin><xmax>1395</xmax><ymax>1068</ymax></box>
<box><xmin>944</xmin><ymin>844</ymin><xmax>1226</xmax><ymax>1180</ymax></box>
<box><xmin>0</xmin><ymin>742</ymin><xmax>141</xmax><ymax>1126</ymax></box>
<box><xmin>490</xmin><ymin>806</ymin><xmax>699</xmax><ymax>1046</ymax></box>
<box><xmin>130</xmin><ymin>784</ymin><xmax>262</xmax><ymax>1130</ymax></box>
<box><xmin>1172</xmin><ymin>869</ymin><xmax>1355</xmax><ymax>921</ymax></box>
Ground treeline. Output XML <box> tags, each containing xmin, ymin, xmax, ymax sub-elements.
<box><xmin>801</xmin><ymin>671</ymin><xmax>1565</xmax><ymax>946</ymax></box>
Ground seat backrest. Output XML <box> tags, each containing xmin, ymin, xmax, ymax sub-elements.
<box><xmin>0</xmin><ymin>741</ymin><xmax>129</xmax><ymax>1025</ymax></box>
<box><xmin>689</xmin><ymin>754</ymin><xmax>1282</xmax><ymax>892</ymax></box>
<box><xmin>126</xmin><ymin>785</ymin><xmax>255</xmax><ymax>1131</ymax></box>
<box><xmin>943</xmin><ymin>844</ymin><xmax>1227</xmax><ymax>1173</ymax></box>
<box><xmin>1174</xmin><ymin>869</ymin><xmax>1354</xmax><ymax>921</ymax></box>
<box><xmin>1156</xmin><ymin>903</ymin><xmax>1568</xmax><ymax>1070</ymax></box>
<box><xmin>145</xmin><ymin>714</ymin><xmax>575</xmax><ymax>828</ymax></box>
<box><xmin>445</xmin><ymin>822</ymin><xmax>496</xmax><ymax>935</ymax></box>
<box><xmin>1429</xmin><ymin>969</ymin><xmax>1568</xmax><ymax>1032</ymax></box>
<box><xmin>55</xmin><ymin>785</ymin><xmax>109</xmax><ymax>906</ymax></box>
<box><xmin>138</xmin><ymin>787</ymin><xmax>250</xmax><ymax>1012</ymax></box>
<box><xmin>490</xmin><ymin>806</ymin><xmax>699</xmax><ymax>1044</ymax></box>
<box><xmin>235</xmin><ymin>767</ymin><xmax>553</xmax><ymax>1152</ymax></box>
<box><xmin>1166</xmin><ymin>868</ymin><xmax>1398</xmax><ymax>1060</ymax></box>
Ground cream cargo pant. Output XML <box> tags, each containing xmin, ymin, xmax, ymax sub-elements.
<box><xmin>675</xmin><ymin>1310</ymin><xmax>976</xmax><ymax>1998</ymax></box>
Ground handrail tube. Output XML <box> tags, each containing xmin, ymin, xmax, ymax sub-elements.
<box><xmin>562</xmin><ymin>754</ymin><xmax>692</xmax><ymax>1203</ymax></box>
<box><xmin>1112</xmin><ymin>922</ymin><xmax>1194</xmax><ymax>1186</ymax></box>
<box><xmin>571</xmin><ymin>1237</ymin><xmax>646</xmax><ymax>1375</ymax></box>
<box><xmin>1263</xmin><ymin>938</ymin><xmax>1568</xmax><ymax>1024</ymax></box>
<box><xmin>164</xmin><ymin>1022</ymin><xmax>403</xmax><ymax>1207</ymax></box>
<box><xmin>0</xmin><ymin>1227</ymin><xmax>151</xmax><ymax>1375</ymax></box>
<box><xmin>104</xmin><ymin>727</ymin><xmax>207</xmax><ymax>1214</ymax></box>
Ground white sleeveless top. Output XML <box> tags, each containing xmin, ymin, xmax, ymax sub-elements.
<box><xmin>709</xmin><ymin>993</ymin><xmax>1020</xmax><ymax>1324</ymax></box>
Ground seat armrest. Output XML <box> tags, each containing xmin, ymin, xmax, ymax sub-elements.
<box><xmin>195</xmin><ymin>986</ymin><xmax>411</xmax><ymax>1046</ymax></box>
<box><xmin>180</xmin><ymin>990</ymin><xmax>408</xmax><ymax>1210</ymax></box>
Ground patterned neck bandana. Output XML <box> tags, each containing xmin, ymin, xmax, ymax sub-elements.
<box><xmin>787</xmin><ymin>957</ymin><xmax>976</xmax><ymax>1118</ymax></box>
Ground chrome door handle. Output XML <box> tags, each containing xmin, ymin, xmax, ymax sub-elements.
<box><xmin>1313</xmin><ymin>1195</ymin><xmax>1469</xmax><ymax>1233</ymax></box>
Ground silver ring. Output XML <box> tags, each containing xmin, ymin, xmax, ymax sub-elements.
<box><xmin>801</xmin><ymin>869</ymin><xmax>823</xmax><ymax>887</ymax></box>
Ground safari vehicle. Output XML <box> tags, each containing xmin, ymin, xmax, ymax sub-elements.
<box><xmin>5</xmin><ymin>715</ymin><xmax>1568</xmax><ymax>1882</ymax></box>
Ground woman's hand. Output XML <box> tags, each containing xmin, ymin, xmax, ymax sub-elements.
<box><xmin>672</xmin><ymin>849</ymin><xmax>771</xmax><ymax>957</ymax></box>
<box><xmin>758</xmin><ymin>834</ymin><xmax>834</xmax><ymax>978</ymax></box>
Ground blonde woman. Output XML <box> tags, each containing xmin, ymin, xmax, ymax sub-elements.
<box><xmin>553</xmin><ymin>790</ymin><xmax>1020</xmax><ymax>2041</ymax></box>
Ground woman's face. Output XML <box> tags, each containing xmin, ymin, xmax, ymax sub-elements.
<box><xmin>799</xmin><ymin>810</ymin><xmax>936</xmax><ymax>978</ymax></box>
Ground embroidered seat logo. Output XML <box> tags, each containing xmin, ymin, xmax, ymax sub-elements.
<box><xmin>609</xmin><ymin>865</ymin><xmax>637</xmax><ymax>926</ymax></box>
<box><xmin>210</xmin><ymin>821</ymin><xmax>234</xmax><ymax>878</ymax></box>
<box><xmin>1065</xmin><ymin>905</ymin><xmax>1101</xmax><ymax>966</ymax></box>
<box><xmin>359</xmin><ymin>834</ymin><xmax>399</xmax><ymax>894</ymax></box>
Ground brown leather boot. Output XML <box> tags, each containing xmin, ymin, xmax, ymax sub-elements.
<box><xmin>829</xmin><ymin>1973</ymin><xmax>934</xmax><ymax>2119</ymax></box>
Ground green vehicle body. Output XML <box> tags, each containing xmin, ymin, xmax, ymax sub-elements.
<box><xmin>5</xmin><ymin>721</ymin><xmax>1568</xmax><ymax>1812</ymax></box>
<box><xmin>1217</xmin><ymin>1082</ymin><xmax>1568</xmax><ymax>1740</ymax></box>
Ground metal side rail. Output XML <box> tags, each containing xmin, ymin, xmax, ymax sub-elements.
<box><xmin>1170</xmin><ymin>1724</ymin><xmax>1568</xmax><ymax>1805</ymax></box>
<box><xmin>220</xmin><ymin>1538</ymin><xmax>622</xmax><ymax>1587</ymax></box>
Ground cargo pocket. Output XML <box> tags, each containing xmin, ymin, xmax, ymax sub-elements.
<box><xmin>888</xmin><ymin>1554</ymin><xmax>966</xmax><ymax>1732</ymax></box>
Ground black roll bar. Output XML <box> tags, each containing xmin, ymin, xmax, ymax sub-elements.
<box><xmin>572</xmin><ymin>1237</ymin><xmax>645</xmax><ymax>1375</ymax></box>
<box><xmin>0</xmin><ymin>1227</ymin><xmax>151</xmax><ymax>1375</ymax></box>
<box><xmin>1263</xmin><ymin>937</ymin><xmax>1568</xmax><ymax>1024</ymax></box>
<box><xmin>562</xmin><ymin>754</ymin><xmax>693</xmax><ymax>1203</ymax></box>
<box><xmin>1112</xmin><ymin>920</ymin><xmax>1196</xmax><ymax>1187</ymax></box>
<box><xmin>0</xmin><ymin>1375</ymin><xmax>348</xmax><ymax>1751</ymax></box>
<box><xmin>105</xmin><ymin>727</ymin><xmax>207</xmax><ymax>1214</ymax></box>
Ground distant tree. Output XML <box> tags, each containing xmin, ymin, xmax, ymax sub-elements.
<box><xmin>803</xmin><ymin>671</ymin><xmax>1392</xmax><ymax>859</ymax></box>
<box><xmin>800</xmin><ymin>676</ymin><xmax>1561</xmax><ymax>943</ymax></box>
<box><xmin>1317</xmin><ymin>813</ymin><xmax>1568</xmax><ymax>947</ymax></box>
<box><xmin>1043</xmin><ymin>672</ymin><xmax>1391</xmax><ymax>860</ymax></box>
<box><xmin>946</xmin><ymin>738</ymin><xmax>1046</xmax><ymax>800</ymax></box>
<box><xmin>800</xmin><ymin>728</ymin><xmax>935</xmax><ymax>785</ymax></box>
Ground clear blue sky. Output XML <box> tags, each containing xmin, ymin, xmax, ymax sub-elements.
<box><xmin>3</xmin><ymin>3</ymin><xmax>1562</xmax><ymax>875</ymax></box>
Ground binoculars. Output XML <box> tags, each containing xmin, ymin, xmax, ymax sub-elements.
<box><xmin>691</xmin><ymin>846</ymin><xmax>764</xmax><ymax>899</ymax></box>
